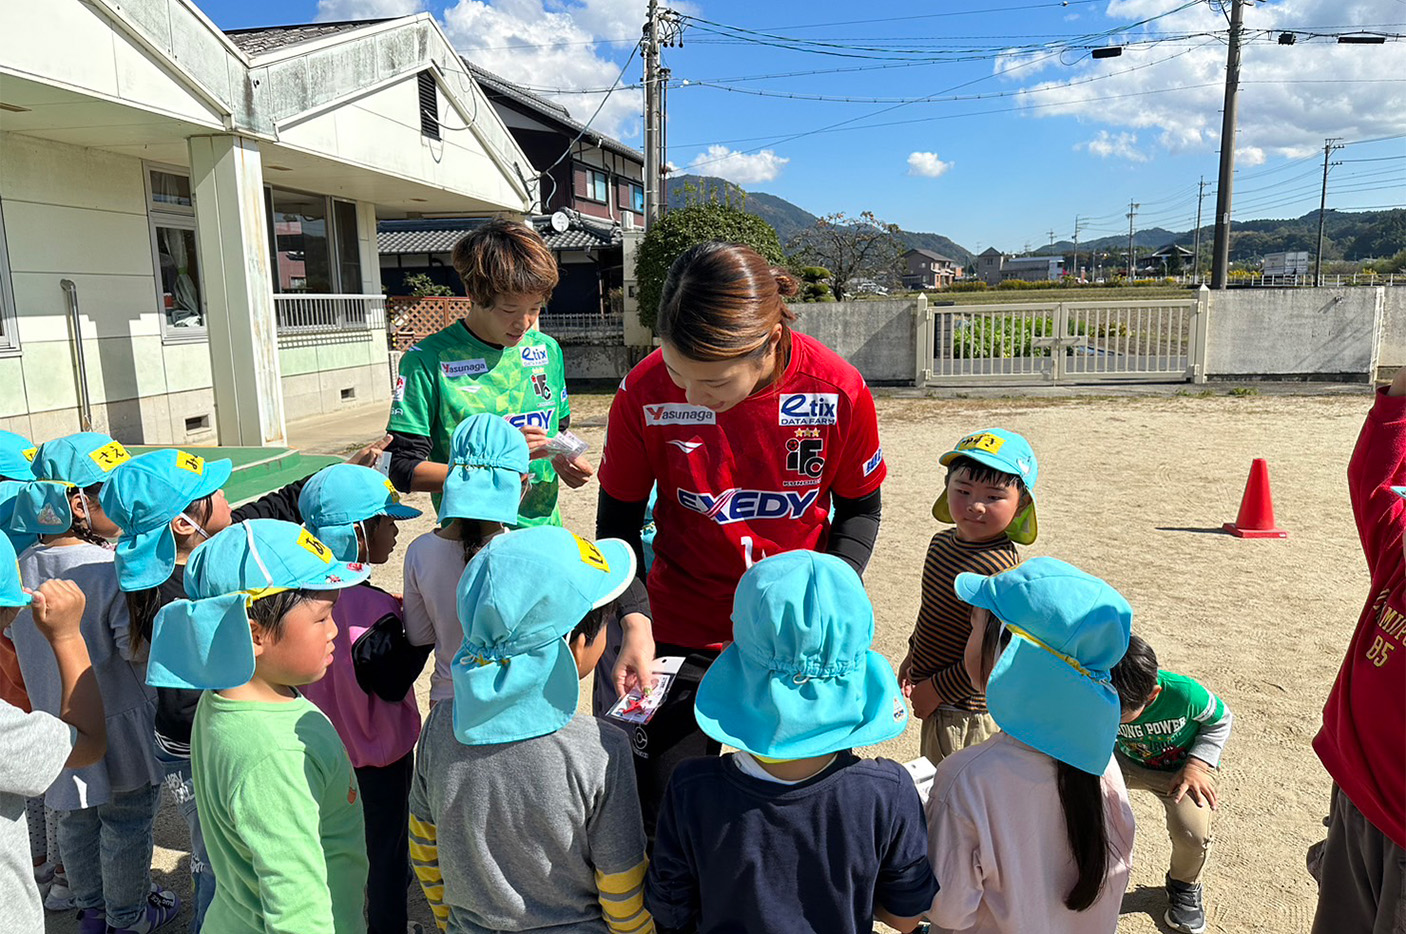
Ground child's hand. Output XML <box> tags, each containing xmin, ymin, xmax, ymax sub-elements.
<box><xmin>897</xmin><ymin>653</ymin><xmax>914</xmax><ymax>698</ymax></box>
<box><xmin>346</xmin><ymin>434</ymin><xmax>393</xmax><ymax>467</ymax></box>
<box><xmin>29</xmin><ymin>580</ymin><xmax>87</xmax><ymax>643</ymax></box>
<box><xmin>910</xmin><ymin>676</ymin><xmax>940</xmax><ymax>720</ymax></box>
<box><xmin>1171</xmin><ymin>757</ymin><xmax>1219</xmax><ymax>809</ymax></box>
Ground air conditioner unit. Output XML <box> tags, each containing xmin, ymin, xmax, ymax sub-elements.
<box><xmin>622</xmin><ymin>213</ymin><xmax>635</xmax><ymax>231</ymax></box>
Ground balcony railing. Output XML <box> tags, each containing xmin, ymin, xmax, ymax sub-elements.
<box><xmin>536</xmin><ymin>310</ymin><xmax>624</xmax><ymax>338</ymax></box>
<box><xmin>273</xmin><ymin>294</ymin><xmax>386</xmax><ymax>346</ymax></box>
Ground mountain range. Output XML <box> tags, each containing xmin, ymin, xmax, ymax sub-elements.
<box><xmin>664</xmin><ymin>174</ymin><xmax>1404</xmax><ymax>264</ymax></box>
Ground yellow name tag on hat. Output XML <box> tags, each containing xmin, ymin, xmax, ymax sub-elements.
<box><xmin>21</xmin><ymin>447</ymin><xmax>36</xmax><ymax>462</ymax></box>
<box><xmin>89</xmin><ymin>441</ymin><xmax>131</xmax><ymax>471</ymax></box>
<box><xmin>383</xmin><ymin>478</ymin><xmax>401</xmax><ymax>503</ymax></box>
<box><xmin>573</xmin><ymin>533</ymin><xmax>610</xmax><ymax>573</ymax></box>
<box><xmin>957</xmin><ymin>433</ymin><xmax>1005</xmax><ymax>455</ymax></box>
<box><xmin>296</xmin><ymin>528</ymin><xmax>334</xmax><ymax>564</ymax></box>
<box><xmin>175</xmin><ymin>451</ymin><xmax>204</xmax><ymax>475</ymax></box>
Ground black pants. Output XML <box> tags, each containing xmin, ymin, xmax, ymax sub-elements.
<box><xmin>1311</xmin><ymin>784</ymin><xmax>1406</xmax><ymax>934</ymax></box>
<box><xmin>355</xmin><ymin>751</ymin><xmax>414</xmax><ymax>934</ymax></box>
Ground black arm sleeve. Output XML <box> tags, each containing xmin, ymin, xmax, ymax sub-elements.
<box><xmin>827</xmin><ymin>488</ymin><xmax>882</xmax><ymax>577</ymax></box>
<box><xmin>616</xmin><ymin>576</ymin><xmax>651</xmax><ymax>621</ymax></box>
<box><xmin>386</xmin><ymin>430</ymin><xmax>433</xmax><ymax>493</ymax></box>
<box><xmin>596</xmin><ymin>488</ymin><xmax>649</xmax><ymax>582</ymax></box>
<box><xmin>230</xmin><ymin>476</ymin><xmax>313</xmax><ymax>524</ymax></box>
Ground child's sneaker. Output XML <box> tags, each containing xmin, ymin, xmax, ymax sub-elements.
<box><xmin>1164</xmin><ymin>875</ymin><xmax>1206</xmax><ymax>934</ymax></box>
<box><xmin>77</xmin><ymin>908</ymin><xmax>106</xmax><ymax>934</ymax></box>
<box><xmin>44</xmin><ymin>867</ymin><xmax>74</xmax><ymax>910</ymax></box>
<box><xmin>105</xmin><ymin>888</ymin><xmax>180</xmax><ymax>934</ymax></box>
<box><xmin>32</xmin><ymin>860</ymin><xmax>56</xmax><ymax>900</ymax></box>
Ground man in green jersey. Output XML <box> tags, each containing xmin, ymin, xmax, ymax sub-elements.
<box><xmin>385</xmin><ymin>219</ymin><xmax>593</xmax><ymax>526</ymax></box>
<box><xmin>1112</xmin><ymin>633</ymin><xmax>1234</xmax><ymax>934</ymax></box>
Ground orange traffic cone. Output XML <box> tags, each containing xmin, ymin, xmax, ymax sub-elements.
<box><xmin>1223</xmin><ymin>458</ymin><xmax>1287</xmax><ymax>538</ymax></box>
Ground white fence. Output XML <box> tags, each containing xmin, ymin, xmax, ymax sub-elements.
<box><xmin>919</xmin><ymin>295</ymin><xmax>1207</xmax><ymax>386</ymax></box>
<box><xmin>273</xmin><ymin>294</ymin><xmax>386</xmax><ymax>340</ymax></box>
<box><xmin>537</xmin><ymin>310</ymin><xmax>624</xmax><ymax>338</ymax></box>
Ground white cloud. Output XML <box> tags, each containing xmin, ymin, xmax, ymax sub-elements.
<box><xmin>1076</xmin><ymin>130</ymin><xmax>1149</xmax><ymax>163</ymax></box>
<box><xmin>315</xmin><ymin>0</ymin><xmax>424</xmax><ymax>20</ymax></box>
<box><xmin>1010</xmin><ymin>0</ymin><xmax>1406</xmax><ymax>161</ymax></box>
<box><xmin>687</xmin><ymin>145</ymin><xmax>789</xmax><ymax>184</ymax></box>
<box><xmin>907</xmin><ymin>151</ymin><xmax>952</xmax><ymax>178</ymax></box>
<box><xmin>442</xmin><ymin>0</ymin><xmax>647</xmax><ymax>139</ymax></box>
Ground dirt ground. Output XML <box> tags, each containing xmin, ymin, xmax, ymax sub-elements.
<box><xmin>50</xmin><ymin>389</ymin><xmax>1374</xmax><ymax>934</ymax></box>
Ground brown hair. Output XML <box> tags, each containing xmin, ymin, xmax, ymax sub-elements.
<box><xmin>656</xmin><ymin>242</ymin><xmax>798</xmax><ymax>361</ymax></box>
<box><xmin>451</xmin><ymin>217</ymin><xmax>559</xmax><ymax>308</ymax></box>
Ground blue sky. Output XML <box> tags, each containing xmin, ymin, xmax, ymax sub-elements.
<box><xmin>202</xmin><ymin>0</ymin><xmax>1405</xmax><ymax>252</ymax></box>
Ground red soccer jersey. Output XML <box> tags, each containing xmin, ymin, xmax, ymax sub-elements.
<box><xmin>1313</xmin><ymin>386</ymin><xmax>1406</xmax><ymax>849</ymax></box>
<box><xmin>599</xmin><ymin>332</ymin><xmax>886</xmax><ymax>647</ymax></box>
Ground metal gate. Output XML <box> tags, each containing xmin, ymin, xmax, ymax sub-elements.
<box><xmin>918</xmin><ymin>295</ymin><xmax>1207</xmax><ymax>386</ymax></box>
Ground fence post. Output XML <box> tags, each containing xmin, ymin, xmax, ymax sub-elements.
<box><xmin>1190</xmin><ymin>284</ymin><xmax>1211</xmax><ymax>383</ymax></box>
<box><xmin>912</xmin><ymin>294</ymin><xmax>932</xmax><ymax>387</ymax></box>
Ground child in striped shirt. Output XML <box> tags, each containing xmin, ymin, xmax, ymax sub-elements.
<box><xmin>899</xmin><ymin>429</ymin><xmax>1038</xmax><ymax>766</ymax></box>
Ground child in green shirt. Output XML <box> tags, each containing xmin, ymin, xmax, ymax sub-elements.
<box><xmin>146</xmin><ymin>520</ymin><xmax>374</xmax><ymax>933</ymax></box>
<box><xmin>1111</xmin><ymin>633</ymin><xmax>1234</xmax><ymax>934</ymax></box>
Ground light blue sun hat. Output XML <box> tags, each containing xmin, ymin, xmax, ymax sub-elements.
<box><xmin>954</xmin><ymin>556</ymin><xmax>1132</xmax><ymax>776</ymax></box>
<box><xmin>146</xmin><ymin>519</ymin><xmax>370</xmax><ymax>691</ymax></box>
<box><xmin>0</xmin><ymin>530</ymin><xmax>32</xmax><ymax>608</ymax></box>
<box><xmin>440</xmin><ymin>414</ymin><xmax>530</xmax><ymax>525</ymax></box>
<box><xmin>694</xmin><ymin>551</ymin><xmax>908</xmax><ymax>759</ymax></box>
<box><xmin>932</xmin><ymin>428</ymin><xmax>1039</xmax><ymax>544</ymax></box>
<box><xmin>0</xmin><ymin>481</ymin><xmax>38</xmax><ymax>554</ymax></box>
<box><xmin>451</xmin><ymin>525</ymin><xmax>635</xmax><ymax>745</ymax></box>
<box><xmin>9</xmin><ymin>433</ymin><xmax>132</xmax><ymax>536</ymax></box>
<box><xmin>299</xmin><ymin>464</ymin><xmax>422</xmax><ymax>562</ymax></box>
<box><xmin>0</xmin><ymin>430</ymin><xmax>38</xmax><ymax>482</ymax></box>
<box><xmin>100</xmin><ymin>449</ymin><xmax>233</xmax><ymax>591</ymax></box>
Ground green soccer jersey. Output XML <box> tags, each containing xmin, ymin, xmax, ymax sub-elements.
<box><xmin>388</xmin><ymin>321</ymin><xmax>570</xmax><ymax>526</ymax></box>
<box><xmin>1115</xmin><ymin>670</ymin><xmax>1229</xmax><ymax>771</ymax></box>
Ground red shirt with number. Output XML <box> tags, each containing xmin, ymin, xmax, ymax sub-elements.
<box><xmin>1313</xmin><ymin>386</ymin><xmax>1405</xmax><ymax>848</ymax></box>
<box><xmin>599</xmin><ymin>332</ymin><xmax>886</xmax><ymax>648</ymax></box>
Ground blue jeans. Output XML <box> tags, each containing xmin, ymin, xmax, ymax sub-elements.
<box><xmin>154</xmin><ymin>744</ymin><xmax>214</xmax><ymax>932</ymax></box>
<box><xmin>58</xmin><ymin>783</ymin><xmax>161</xmax><ymax>929</ymax></box>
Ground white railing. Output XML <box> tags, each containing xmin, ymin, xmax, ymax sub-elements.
<box><xmin>537</xmin><ymin>310</ymin><xmax>624</xmax><ymax>337</ymax></box>
<box><xmin>273</xmin><ymin>294</ymin><xmax>386</xmax><ymax>334</ymax></box>
<box><xmin>920</xmin><ymin>296</ymin><xmax>1207</xmax><ymax>386</ymax></box>
<box><xmin>1230</xmin><ymin>272</ymin><xmax>1399</xmax><ymax>288</ymax></box>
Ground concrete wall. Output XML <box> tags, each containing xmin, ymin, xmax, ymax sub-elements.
<box><xmin>1377</xmin><ymin>288</ymin><xmax>1406</xmax><ymax>374</ymax></box>
<box><xmin>1203</xmin><ymin>288</ymin><xmax>1384</xmax><ymax>381</ymax></box>
<box><xmin>789</xmin><ymin>299</ymin><xmax>921</xmax><ymax>385</ymax></box>
<box><xmin>278</xmin><ymin>334</ymin><xmax>390</xmax><ymax>422</ymax></box>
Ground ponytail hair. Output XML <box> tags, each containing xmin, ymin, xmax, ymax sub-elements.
<box><xmin>70</xmin><ymin>484</ymin><xmax>110</xmax><ymax>549</ymax></box>
<box><xmin>459</xmin><ymin>519</ymin><xmax>502</xmax><ymax>566</ymax></box>
<box><xmin>656</xmin><ymin>243</ymin><xmax>797</xmax><ymax>361</ymax></box>
<box><xmin>1056</xmin><ymin>761</ymin><xmax>1111</xmax><ymax>911</ymax></box>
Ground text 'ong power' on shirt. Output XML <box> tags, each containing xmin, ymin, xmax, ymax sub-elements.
<box><xmin>388</xmin><ymin>321</ymin><xmax>570</xmax><ymax>525</ymax></box>
<box><xmin>598</xmin><ymin>333</ymin><xmax>886</xmax><ymax>647</ymax></box>
<box><xmin>1115</xmin><ymin>670</ymin><xmax>1233</xmax><ymax>771</ymax></box>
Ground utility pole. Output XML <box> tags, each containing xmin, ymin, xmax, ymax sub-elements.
<box><xmin>1314</xmin><ymin>138</ymin><xmax>1344</xmax><ymax>286</ymax></box>
<box><xmin>1072</xmin><ymin>215</ymin><xmax>1085</xmax><ymax>282</ymax></box>
<box><xmin>1126</xmin><ymin>200</ymin><xmax>1139</xmax><ymax>279</ymax></box>
<box><xmin>641</xmin><ymin>0</ymin><xmax>663</xmax><ymax>223</ymax></box>
<box><xmin>1210</xmin><ymin>0</ymin><xmax>1247</xmax><ymax>288</ymax></box>
<box><xmin>1192</xmin><ymin>176</ymin><xmax>1206</xmax><ymax>284</ymax></box>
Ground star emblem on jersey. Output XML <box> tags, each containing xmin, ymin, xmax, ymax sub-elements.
<box><xmin>667</xmin><ymin>439</ymin><xmax>703</xmax><ymax>455</ymax></box>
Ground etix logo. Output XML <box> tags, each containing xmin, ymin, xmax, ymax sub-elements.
<box><xmin>779</xmin><ymin>393</ymin><xmax>839</xmax><ymax>426</ymax></box>
<box><xmin>677</xmin><ymin>488</ymin><xmax>820</xmax><ymax>524</ymax></box>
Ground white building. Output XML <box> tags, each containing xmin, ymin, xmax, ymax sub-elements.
<box><xmin>0</xmin><ymin>4</ymin><xmax>536</xmax><ymax>446</ymax></box>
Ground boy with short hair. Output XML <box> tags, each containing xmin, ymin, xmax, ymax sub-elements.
<box><xmin>408</xmin><ymin>526</ymin><xmax>653</xmax><ymax>934</ymax></box>
<box><xmin>385</xmin><ymin>218</ymin><xmax>592</xmax><ymax>523</ymax></box>
<box><xmin>899</xmin><ymin>428</ymin><xmax>1037</xmax><ymax>766</ymax></box>
<box><xmin>1111</xmin><ymin>634</ymin><xmax>1233</xmax><ymax>934</ymax></box>
<box><xmin>645</xmin><ymin>551</ymin><xmax>936</xmax><ymax>933</ymax></box>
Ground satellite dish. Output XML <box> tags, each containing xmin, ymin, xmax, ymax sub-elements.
<box><xmin>550</xmin><ymin>211</ymin><xmax>571</xmax><ymax>233</ymax></box>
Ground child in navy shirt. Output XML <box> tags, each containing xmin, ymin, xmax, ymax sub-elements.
<box><xmin>644</xmin><ymin>551</ymin><xmax>936</xmax><ymax>933</ymax></box>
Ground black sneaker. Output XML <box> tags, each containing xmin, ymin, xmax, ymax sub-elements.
<box><xmin>1165</xmin><ymin>874</ymin><xmax>1206</xmax><ymax>934</ymax></box>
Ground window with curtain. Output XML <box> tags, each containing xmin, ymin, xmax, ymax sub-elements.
<box><xmin>146</xmin><ymin>166</ymin><xmax>205</xmax><ymax>337</ymax></box>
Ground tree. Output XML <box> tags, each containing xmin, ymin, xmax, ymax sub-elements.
<box><xmin>798</xmin><ymin>266</ymin><xmax>835</xmax><ymax>303</ymax></box>
<box><xmin>787</xmin><ymin>211</ymin><xmax>903</xmax><ymax>301</ymax></box>
<box><xmin>635</xmin><ymin>198</ymin><xmax>786</xmax><ymax>331</ymax></box>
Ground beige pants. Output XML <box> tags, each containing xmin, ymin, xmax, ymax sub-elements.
<box><xmin>920</xmin><ymin>707</ymin><xmax>999</xmax><ymax>766</ymax></box>
<box><xmin>1117</xmin><ymin>753</ymin><xmax>1217</xmax><ymax>885</ymax></box>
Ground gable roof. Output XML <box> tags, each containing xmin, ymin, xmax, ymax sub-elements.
<box><xmin>978</xmin><ymin>246</ymin><xmax>1003</xmax><ymax>256</ymax></box>
<box><xmin>905</xmin><ymin>248</ymin><xmax>955</xmax><ymax>263</ymax></box>
<box><xmin>465</xmin><ymin>61</ymin><xmax>644</xmax><ymax>164</ymax></box>
<box><xmin>224</xmin><ymin>19</ymin><xmax>390</xmax><ymax>56</ymax></box>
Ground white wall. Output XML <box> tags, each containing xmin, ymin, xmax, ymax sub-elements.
<box><xmin>790</xmin><ymin>299</ymin><xmax>923</xmax><ymax>385</ymax></box>
<box><xmin>1377</xmin><ymin>288</ymin><xmax>1406</xmax><ymax>373</ymax></box>
<box><xmin>1203</xmin><ymin>288</ymin><xmax>1384</xmax><ymax>380</ymax></box>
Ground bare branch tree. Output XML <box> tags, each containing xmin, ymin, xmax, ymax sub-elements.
<box><xmin>787</xmin><ymin>211</ymin><xmax>904</xmax><ymax>301</ymax></box>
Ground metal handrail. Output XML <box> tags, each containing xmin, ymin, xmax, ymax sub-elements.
<box><xmin>59</xmin><ymin>279</ymin><xmax>93</xmax><ymax>431</ymax></box>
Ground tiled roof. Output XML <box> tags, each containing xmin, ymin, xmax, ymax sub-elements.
<box><xmin>377</xmin><ymin>214</ymin><xmax>620</xmax><ymax>255</ymax></box>
<box><xmin>224</xmin><ymin>20</ymin><xmax>391</xmax><ymax>56</ymax></box>
<box><xmin>906</xmin><ymin>248</ymin><xmax>955</xmax><ymax>263</ymax></box>
<box><xmin>464</xmin><ymin>61</ymin><xmax>644</xmax><ymax>164</ymax></box>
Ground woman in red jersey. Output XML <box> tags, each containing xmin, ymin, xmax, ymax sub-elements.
<box><xmin>596</xmin><ymin>242</ymin><xmax>887</xmax><ymax>830</ymax></box>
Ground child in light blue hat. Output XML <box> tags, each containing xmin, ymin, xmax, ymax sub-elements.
<box><xmin>5</xmin><ymin>432</ymin><xmax>182</xmax><ymax>933</ymax></box>
<box><xmin>0</xmin><ymin>428</ymin><xmax>39</xmax><ymax>554</ymax></box>
<box><xmin>149</xmin><ymin>519</ymin><xmax>371</xmax><ymax>934</ymax></box>
<box><xmin>924</xmin><ymin>557</ymin><xmax>1136</xmax><ymax>934</ymax></box>
<box><xmin>645</xmin><ymin>551</ymin><xmax>937</xmax><ymax>934</ymax></box>
<box><xmin>402</xmin><ymin>413</ymin><xmax>530</xmax><ymax>704</ymax></box>
<box><xmin>901</xmin><ymin>427</ymin><xmax>1038</xmax><ymax>770</ymax></box>
<box><xmin>408</xmin><ymin>526</ymin><xmax>655</xmax><ymax>934</ymax></box>
<box><xmin>298</xmin><ymin>464</ymin><xmax>425</xmax><ymax>934</ymax></box>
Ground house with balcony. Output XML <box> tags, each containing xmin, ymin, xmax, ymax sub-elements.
<box><xmin>901</xmin><ymin>249</ymin><xmax>960</xmax><ymax>290</ymax></box>
<box><xmin>0</xmin><ymin>3</ymin><xmax>536</xmax><ymax>446</ymax></box>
